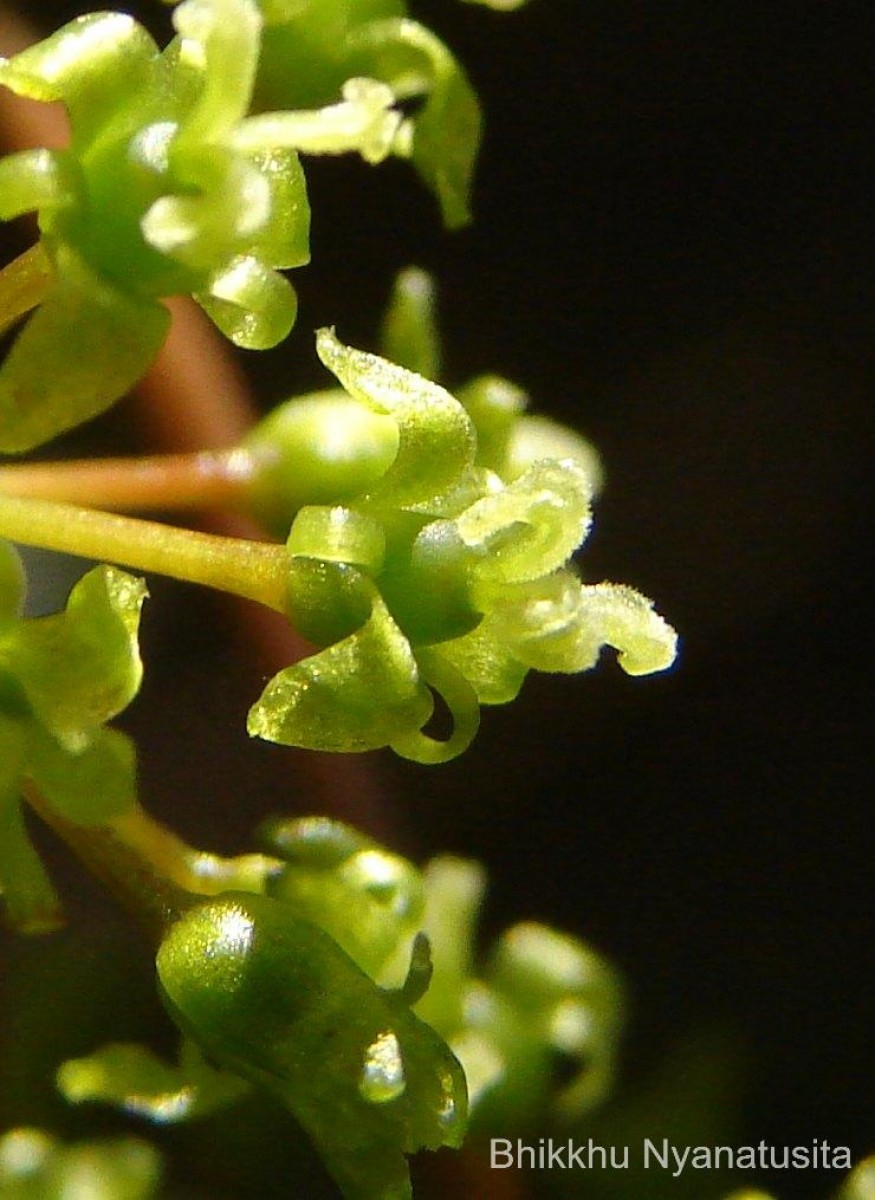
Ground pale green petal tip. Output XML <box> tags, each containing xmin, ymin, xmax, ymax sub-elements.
<box><xmin>458</xmin><ymin>459</ymin><xmax>593</xmax><ymax>585</ymax></box>
<box><xmin>315</xmin><ymin>327</ymin><xmax>475</xmax><ymax>509</ymax></box>
<box><xmin>581</xmin><ymin>582</ymin><xmax>679</xmax><ymax>676</ymax></box>
<box><xmin>58</xmin><ymin>1040</ymin><xmax>249</xmax><ymax>1122</ymax></box>
<box><xmin>196</xmin><ymin>256</ymin><xmax>297</xmax><ymax>349</ymax></box>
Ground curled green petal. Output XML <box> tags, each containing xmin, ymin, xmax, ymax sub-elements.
<box><xmin>379</xmin><ymin>267</ymin><xmax>440</xmax><ymax>380</ymax></box>
<box><xmin>436</xmin><ymin>622</ymin><xmax>528</xmax><ymax>705</ymax></box>
<box><xmin>389</xmin><ymin>648</ymin><xmax>480</xmax><ymax>765</ymax></box>
<box><xmin>172</xmin><ymin>0</ymin><xmax>262</xmax><ymax>147</ymax></box>
<box><xmin>58</xmin><ymin>1039</ymin><xmax>250</xmax><ymax>1122</ymax></box>
<box><xmin>6</xmin><ymin>565</ymin><xmax>146</xmax><ymax>750</ymax></box>
<box><xmin>487</xmin><ymin>569</ymin><xmax>599</xmax><ymax>673</ymax></box>
<box><xmin>157</xmin><ymin>892</ymin><xmax>467</xmax><ymax>1200</ymax></box>
<box><xmin>195</xmin><ymin>254</ymin><xmax>297</xmax><ymax>349</ymax></box>
<box><xmin>316</xmin><ymin>328</ymin><xmax>475</xmax><ymax>509</ymax></box>
<box><xmin>0</xmin><ymin>246</ymin><xmax>171</xmax><ymax>453</ymax></box>
<box><xmin>576</xmin><ymin>582</ymin><xmax>679</xmax><ymax>676</ymax></box>
<box><xmin>248</xmin><ymin>570</ymin><xmax>432</xmax><ymax>752</ymax></box>
<box><xmin>457</xmin><ymin>459</ymin><xmax>593</xmax><ymax>586</ymax></box>
<box><xmin>490</xmin><ymin>574</ymin><xmax>677</xmax><ymax>677</ymax></box>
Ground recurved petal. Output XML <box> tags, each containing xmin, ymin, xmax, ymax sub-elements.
<box><xmin>195</xmin><ymin>255</ymin><xmax>297</xmax><ymax>349</ymax></box>
<box><xmin>315</xmin><ymin>328</ymin><xmax>475</xmax><ymax>510</ymax></box>
<box><xmin>247</xmin><ymin>581</ymin><xmax>432</xmax><ymax>752</ymax></box>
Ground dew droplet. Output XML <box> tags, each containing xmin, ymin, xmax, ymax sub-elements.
<box><xmin>359</xmin><ymin>1031</ymin><xmax>406</xmax><ymax>1103</ymax></box>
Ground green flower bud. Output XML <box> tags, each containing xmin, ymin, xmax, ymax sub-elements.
<box><xmin>260</xmin><ymin>815</ymin><xmax>425</xmax><ymax>980</ymax></box>
<box><xmin>244</xmin><ymin>394</ymin><xmax>399</xmax><ymax>536</ymax></box>
<box><xmin>157</xmin><ymin>891</ymin><xmax>467</xmax><ymax>1199</ymax></box>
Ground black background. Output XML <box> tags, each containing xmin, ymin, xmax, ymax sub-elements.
<box><xmin>2</xmin><ymin>2</ymin><xmax>874</xmax><ymax>1197</ymax></box>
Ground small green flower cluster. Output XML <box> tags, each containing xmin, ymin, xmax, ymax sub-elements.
<box><xmin>60</xmin><ymin>816</ymin><xmax>618</xmax><ymax>1199</ymax></box>
<box><xmin>261</xmin><ymin>818</ymin><xmax>623</xmax><ymax>1128</ymax></box>
<box><xmin>0</xmin><ymin>541</ymin><xmax>143</xmax><ymax>933</ymax></box>
<box><xmin>243</xmin><ymin>320</ymin><xmax>678</xmax><ymax>763</ymax></box>
<box><xmin>0</xmin><ymin>0</ymin><xmax>306</xmax><ymax>450</ymax></box>
<box><xmin>61</xmin><ymin>818</ymin><xmax>471</xmax><ymax>1200</ymax></box>
<box><xmin>0</xmin><ymin>0</ymin><xmax>485</xmax><ymax>453</ymax></box>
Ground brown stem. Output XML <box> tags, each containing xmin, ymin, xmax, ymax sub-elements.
<box><xmin>23</xmin><ymin>784</ymin><xmax>193</xmax><ymax>947</ymax></box>
<box><xmin>0</xmin><ymin>447</ymin><xmax>258</xmax><ymax>512</ymax></box>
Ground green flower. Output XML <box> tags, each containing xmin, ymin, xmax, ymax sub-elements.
<box><xmin>249</xmin><ymin>0</ymin><xmax>482</xmax><ymax>228</ymax></box>
<box><xmin>58</xmin><ymin>816</ymin><xmax>621</xmax><ymax>1192</ymax></box>
<box><xmin>414</xmin><ymin>856</ymin><xmax>624</xmax><ymax>1128</ymax></box>
<box><xmin>60</xmin><ymin>825</ymin><xmax>467</xmax><ymax>1200</ymax></box>
<box><xmin>0</xmin><ymin>0</ymin><xmax>309</xmax><ymax>451</ymax></box>
<box><xmin>0</xmin><ymin>541</ymin><xmax>144</xmax><ymax>932</ymax></box>
<box><xmin>245</xmin><ymin>329</ymin><xmax>678</xmax><ymax>763</ymax></box>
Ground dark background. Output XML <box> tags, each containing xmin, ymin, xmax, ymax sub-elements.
<box><xmin>2</xmin><ymin>1</ymin><xmax>874</xmax><ymax>1197</ymax></box>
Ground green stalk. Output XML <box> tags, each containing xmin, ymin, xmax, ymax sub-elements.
<box><xmin>0</xmin><ymin>493</ymin><xmax>290</xmax><ymax>612</ymax></box>
<box><xmin>112</xmin><ymin>805</ymin><xmax>281</xmax><ymax>897</ymax></box>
